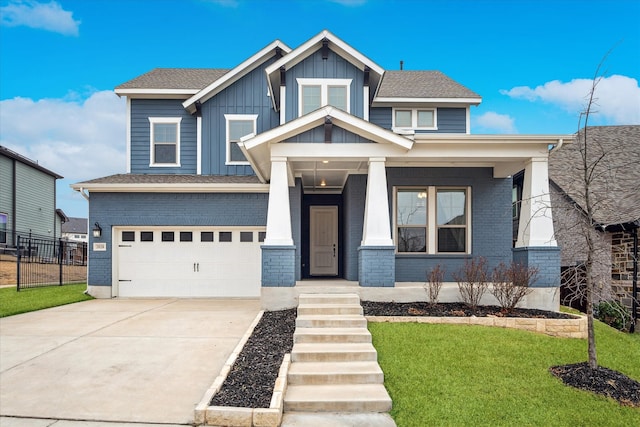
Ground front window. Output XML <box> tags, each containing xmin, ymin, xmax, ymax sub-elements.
<box><xmin>436</xmin><ymin>189</ymin><xmax>467</xmax><ymax>253</ymax></box>
<box><xmin>396</xmin><ymin>190</ymin><xmax>427</xmax><ymax>252</ymax></box>
<box><xmin>149</xmin><ymin>117</ymin><xmax>181</xmax><ymax>166</ymax></box>
<box><xmin>225</xmin><ymin>114</ymin><xmax>257</xmax><ymax>164</ymax></box>
<box><xmin>297</xmin><ymin>78</ymin><xmax>352</xmax><ymax>116</ymax></box>
<box><xmin>0</xmin><ymin>213</ymin><xmax>7</xmax><ymax>244</ymax></box>
<box><xmin>392</xmin><ymin>108</ymin><xmax>437</xmax><ymax>132</ymax></box>
<box><xmin>395</xmin><ymin>187</ymin><xmax>470</xmax><ymax>254</ymax></box>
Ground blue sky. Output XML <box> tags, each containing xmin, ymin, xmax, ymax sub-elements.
<box><xmin>1</xmin><ymin>0</ymin><xmax>639</xmax><ymax>219</ymax></box>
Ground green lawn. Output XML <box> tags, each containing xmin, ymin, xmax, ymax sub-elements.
<box><xmin>370</xmin><ymin>320</ymin><xmax>640</xmax><ymax>427</ymax></box>
<box><xmin>0</xmin><ymin>284</ymin><xmax>93</xmax><ymax>317</ymax></box>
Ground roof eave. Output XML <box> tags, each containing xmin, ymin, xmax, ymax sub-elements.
<box><xmin>70</xmin><ymin>182</ymin><xmax>270</xmax><ymax>193</ymax></box>
<box><xmin>371</xmin><ymin>97</ymin><xmax>482</xmax><ymax>107</ymax></box>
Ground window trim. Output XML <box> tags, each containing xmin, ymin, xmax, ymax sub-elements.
<box><xmin>224</xmin><ymin>114</ymin><xmax>258</xmax><ymax>165</ymax></box>
<box><xmin>393</xmin><ymin>186</ymin><xmax>471</xmax><ymax>254</ymax></box>
<box><xmin>296</xmin><ymin>78</ymin><xmax>352</xmax><ymax>116</ymax></box>
<box><xmin>392</xmin><ymin>108</ymin><xmax>438</xmax><ymax>133</ymax></box>
<box><xmin>149</xmin><ymin>117</ymin><xmax>181</xmax><ymax>167</ymax></box>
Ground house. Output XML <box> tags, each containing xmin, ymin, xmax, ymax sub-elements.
<box><xmin>62</xmin><ymin>217</ymin><xmax>89</xmax><ymax>243</ymax></box>
<box><xmin>72</xmin><ymin>30</ymin><xmax>572</xmax><ymax>310</ymax></box>
<box><xmin>0</xmin><ymin>145</ymin><xmax>65</xmax><ymax>251</ymax></box>
<box><xmin>546</xmin><ymin>125</ymin><xmax>639</xmax><ymax>326</ymax></box>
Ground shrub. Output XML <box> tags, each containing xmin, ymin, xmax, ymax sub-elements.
<box><xmin>491</xmin><ymin>262</ymin><xmax>538</xmax><ymax>312</ymax></box>
<box><xmin>595</xmin><ymin>301</ymin><xmax>632</xmax><ymax>331</ymax></box>
<box><xmin>425</xmin><ymin>264</ymin><xmax>446</xmax><ymax>306</ymax></box>
<box><xmin>453</xmin><ymin>257</ymin><xmax>489</xmax><ymax>310</ymax></box>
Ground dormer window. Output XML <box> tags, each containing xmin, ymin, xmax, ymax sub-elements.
<box><xmin>392</xmin><ymin>108</ymin><xmax>437</xmax><ymax>133</ymax></box>
<box><xmin>149</xmin><ymin>117</ymin><xmax>181</xmax><ymax>167</ymax></box>
<box><xmin>297</xmin><ymin>78</ymin><xmax>351</xmax><ymax>116</ymax></box>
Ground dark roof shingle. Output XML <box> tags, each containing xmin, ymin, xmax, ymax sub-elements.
<box><xmin>376</xmin><ymin>70</ymin><xmax>481</xmax><ymax>99</ymax></box>
<box><xmin>116</xmin><ymin>68</ymin><xmax>230</xmax><ymax>91</ymax></box>
<box><xmin>549</xmin><ymin>125</ymin><xmax>640</xmax><ymax>226</ymax></box>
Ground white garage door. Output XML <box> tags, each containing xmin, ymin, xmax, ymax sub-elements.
<box><xmin>115</xmin><ymin>227</ymin><xmax>264</xmax><ymax>297</ymax></box>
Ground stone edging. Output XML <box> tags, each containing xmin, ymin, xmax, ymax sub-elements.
<box><xmin>366</xmin><ymin>313</ymin><xmax>587</xmax><ymax>338</ymax></box>
<box><xmin>194</xmin><ymin>311</ymin><xmax>292</xmax><ymax>426</ymax></box>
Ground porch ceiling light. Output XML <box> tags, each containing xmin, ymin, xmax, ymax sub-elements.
<box><xmin>322</xmin><ymin>160</ymin><xmax>329</xmax><ymax>164</ymax></box>
<box><xmin>92</xmin><ymin>222</ymin><xmax>102</xmax><ymax>238</ymax></box>
<box><xmin>320</xmin><ymin>179</ymin><xmax>327</xmax><ymax>187</ymax></box>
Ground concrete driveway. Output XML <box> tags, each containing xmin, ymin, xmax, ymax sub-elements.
<box><xmin>0</xmin><ymin>298</ymin><xmax>261</xmax><ymax>425</ymax></box>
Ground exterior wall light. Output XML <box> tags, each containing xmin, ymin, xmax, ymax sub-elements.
<box><xmin>92</xmin><ymin>222</ymin><xmax>102</xmax><ymax>238</ymax></box>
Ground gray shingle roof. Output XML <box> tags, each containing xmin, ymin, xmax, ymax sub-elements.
<box><xmin>549</xmin><ymin>125</ymin><xmax>640</xmax><ymax>226</ymax></box>
<box><xmin>376</xmin><ymin>71</ymin><xmax>481</xmax><ymax>99</ymax></box>
<box><xmin>116</xmin><ymin>68</ymin><xmax>230</xmax><ymax>90</ymax></box>
<box><xmin>62</xmin><ymin>217</ymin><xmax>88</xmax><ymax>234</ymax></box>
<box><xmin>76</xmin><ymin>174</ymin><xmax>262</xmax><ymax>185</ymax></box>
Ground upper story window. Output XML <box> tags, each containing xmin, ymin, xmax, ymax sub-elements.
<box><xmin>394</xmin><ymin>186</ymin><xmax>470</xmax><ymax>254</ymax></box>
<box><xmin>225</xmin><ymin>114</ymin><xmax>257</xmax><ymax>165</ymax></box>
<box><xmin>149</xmin><ymin>117</ymin><xmax>181</xmax><ymax>167</ymax></box>
<box><xmin>297</xmin><ymin>78</ymin><xmax>351</xmax><ymax>116</ymax></box>
<box><xmin>392</xmin><ymin>108</ymin><xmax>437</xmax><ymax>133</ymax></box>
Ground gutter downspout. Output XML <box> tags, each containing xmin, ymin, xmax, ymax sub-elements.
<box><xmin>78</xmin><ymin>187</ymin><xmax>90</xmax><ymax>202</ymax></box>
<box><xmin>550</xmin><ymin>138</ymin><xmax>564</xmax><ymax>153</ymax></box>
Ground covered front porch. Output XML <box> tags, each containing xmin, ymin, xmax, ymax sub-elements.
<box><xmin>240</xmin><ymin>106</ymin><xmax>571</xmax><ymax>309</ymax></box>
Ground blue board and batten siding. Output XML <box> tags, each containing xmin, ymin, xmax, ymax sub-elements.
<box><xmin>369</xmin><ymin>107</ymin><xmax>467</xmax><ymax>133</ymax></box>
<box><xmin>284</xmin><ymin>49</ymin><xmax>365</xmax><ymax>123</ymax></box>
<box><xmin>200</xmin><ymin>56</ymin><xmax>279</xmax><ymax>175</ymax></box>
<box><xmin>285</xmin><ymin>126</ymin><xmax>372</xmax><ymax>144</ymax></box>
<box><xmin>130</xmin><ymin>99</ymin><xmax>197</xmax><ymax>174</ymax></box>
<box><xmin>387</xmin><ymin>167</ymin><xmax>513</xmax><ymax>282</ymax></box>
<box><xmin>88</xmin><ymin>192</ymin><xmax>268</xmax><ymax>286</ymax></box>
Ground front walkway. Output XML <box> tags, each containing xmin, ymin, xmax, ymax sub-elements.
<box><xmin>0</xmin><ymin>298</ymin><xmax>261</xmax><ymax>425</ymax></box>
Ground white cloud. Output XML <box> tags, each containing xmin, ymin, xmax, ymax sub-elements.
<box><xmin>474</xmin><ymin>111</ymin><xmax>517</xmax><ymax>133</ymax></box>
<box><xmin>0</xmin><ymin>0</ymin><xmax>80</xmax><ymax>36</ymax></box>
<box><xmin>0</xmin><ymin>91</ymin><xmax>126</xmax><ymax>182</ymax></box>
<box><xmin>500</xmin><ymin>75</ymin><xmax>640</xmax><ymax>125</ymax></box>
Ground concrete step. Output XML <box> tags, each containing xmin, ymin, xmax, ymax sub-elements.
<box><xmin>294</xmin><ymin>327</ymin><xmax>372</xmax><ymax>344</ymax></box>
<box><xmin>284</xmin><ymin>384</ymin><xmax>392</xmax><ymax>413</ymax></box>
<box><xmin>298</xmin><ymin>293</ymin><xmax>360</xmax><ymax>305</ymax></box>
<box><xmin>297</xmin><ymin>304</ymin><xmax>363</xmax><ymax>316</ymax></box>
<box><xmin>296</xmin><ymin>314</ymin><xmax>367</xmax><ymax>328</ymax></box>
<box><xmin>288</xmin><ymin>361</ymin><xmax>384</xmax><ymax>385</ymax></box>
<box><xmin>291</xmin><ymin>343</ymin><xmax>378</xmax><ymax>362</ymax></box>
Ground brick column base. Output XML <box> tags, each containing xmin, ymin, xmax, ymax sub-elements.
<box><xmin>358</xmin><ymin>246</ymin><xmax>395</xmax><ymax>287</ymax></box>
<box><xmin>513</xmin><ymin>246</ymin><xmax>561</xmax><ymax>288</ymax></box>
<box><xmin>262</xmin><ymin>245</ymin><xmax>296</xmax><ymax>287</ymax></box>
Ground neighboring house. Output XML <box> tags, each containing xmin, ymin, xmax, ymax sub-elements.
<box><xmin>0</xmin><ymin>145</ymin><xmax>65</xmax><ymax>250</ymax></box>
<box><xmin>62</xmin><ymin>217</ymin><xmax>89</xmax><ymax>243</ymax></box>
<box><xmin>72</xmin><ymin>30</ymin><xmax>571</xmax><ymax>310</ymax></box>
<box><xmin>546</xmin><ymin>125</ymin><xmax>639</xmax><ymax>324</ymax></box>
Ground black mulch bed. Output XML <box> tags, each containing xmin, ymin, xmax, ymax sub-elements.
<box><xmin>362</xmin><ymin>301</ymin><xmax>575</xmax><ymax>319</ymax></box>
<box><xmin>550</xmin><ymin>362</ymin><xmax>640</xmax><ymax>407</ymax></box>
<box><xmin>209</xmin><ymin>308</ymin><xmax>296</xmax><ymax>408</ymax></box>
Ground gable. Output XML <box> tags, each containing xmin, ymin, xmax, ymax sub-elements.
<box><xmin>265</xmin><ymin>30</ymin><xmax>384</xmax><ymax>111</ymax></box>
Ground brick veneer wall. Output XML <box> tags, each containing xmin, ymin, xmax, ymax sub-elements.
<box><xmin>611</xmin><ymin>230</ymin><xmax>637</xmax><ymax>316</ymax></box>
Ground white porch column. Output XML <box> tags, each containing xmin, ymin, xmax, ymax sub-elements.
<box><xmin>516</xmin><ymin>157</ymin><xmax>557</xmax><ymax>247</ymax></box>
<box><xmin>264</xmin><ymin>157</ymin><xmax>293</xmax><ymax>245</ymax></box>
<box><xmin>362</xmin><ymin>157</ymin><xmax>393</xmax><ymax>246</ymax></box>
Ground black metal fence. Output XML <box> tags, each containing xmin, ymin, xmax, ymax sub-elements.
<box><xmin>16</xmin><ymin>234</ymin><xmax>87</xmax><ymax>290</ymax></box>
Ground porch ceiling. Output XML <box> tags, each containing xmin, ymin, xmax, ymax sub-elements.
<box><xmin>293</xmin><ymin>160</ymin><xmax>367</xmax><ymax>193</ymax></box>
